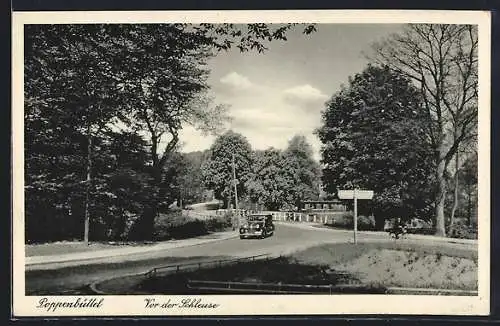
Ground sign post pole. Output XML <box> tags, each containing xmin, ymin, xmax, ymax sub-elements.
<box><xmin>353</xmin><ymin>189</ymin><xmax>357</xmax><ymax>244</ymax></box>
<box><xmin>338</xmin><ymin>189</ymin><xmax>373</xmax><ymax>245</ymax></box>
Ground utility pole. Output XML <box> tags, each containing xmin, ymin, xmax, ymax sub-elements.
<box><xmin>353</xmin><ymin>188</ymin><xmax>358</xmax><ymax>244</ymax></box>
<box><xmin>232</xmin><ymin>153</ymin><xmax>239</xmax><ymax>228</ymax></box>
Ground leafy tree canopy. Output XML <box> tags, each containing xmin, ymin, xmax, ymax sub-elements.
<box><xmin>283</xmin><ymin>135</ymin><xmax>321</xmax><ymax>205</ymax></box>
<box><xmin>246</xmin><ymin>148</ymin><xmax>298</xmax><ymax>211</ymax></box>
<box><xmin>201</xmin><ymin>131</ymin><xmax>253</xmax><ymax>207</ymax></box>
<box><xmin>316</xmin><ymin>65</ymin><xmax>436</xmax><ymax>225</ymax></box>
<box><xmin>23</xmin><ymin>23</ymin><xmax>318</xmax><ymax>241</ymax></box>
<box><xmin>370</xmin><ymin>24</ymin><xmax>478</xmax><ymax>236</ymax></box>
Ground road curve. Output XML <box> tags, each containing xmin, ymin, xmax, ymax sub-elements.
<box><xmin>25</xmin><ymin>223</ymin><xmax>476</xmax><ymax>295</ymax></box>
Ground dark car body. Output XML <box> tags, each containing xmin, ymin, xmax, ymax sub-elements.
<box><xmin>239</xmin><ymin>214</ymin><xmax>275</xmax><ymax>239</ymax></box>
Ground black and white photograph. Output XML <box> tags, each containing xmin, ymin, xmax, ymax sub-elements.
<box><xmin>12</xmin><ymin>10</ymin><xmax>490</xmax><ymax>316</ymax></box>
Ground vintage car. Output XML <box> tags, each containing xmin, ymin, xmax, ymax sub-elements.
<box><xmin>239</xmin><ymin>214</ymin><xmax>275</xmax><ymax>239</ymax></box>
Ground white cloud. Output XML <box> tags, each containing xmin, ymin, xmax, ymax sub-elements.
<box><xmin>224</xmin><ymin>104</ymin><xmax>322</xmax><ymax>156</ymax></box>
<box><xmin>219</xmin><ymin>72</ymin><xmax>254</xmax><ymax>91</ymax></box>
<box><xmin>283</xmin><ymin>84</ymin><xmax>329</xmax><ymax>105</ymax></box>
<box><xmin>178</xmin><ymin>103</ymin><xmax>322</xmax><ymax>153</ymax></box>
<box><xmin>230</xmin><ymin>107</ymin><xmax>319</xmax><ymax>130</ymax></box>
<box><xmin>178</xmin><ymin>80</ymin><xmax>325</xmax><ymax>161</ymax></box>
<box><xmin>178</xmin><ymin>125</ymin><xmax>216</xmax><ymax>153</ymax></box>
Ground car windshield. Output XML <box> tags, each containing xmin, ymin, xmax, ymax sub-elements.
<box><xmin>248</xmin><ymin>218</ymin><xmax>263</xmax><ymax>222</ymax></box>
<box><xmin>248</xmin><ymin>215</ymin><xmax>268</xmax><ymax>221</ymax></box>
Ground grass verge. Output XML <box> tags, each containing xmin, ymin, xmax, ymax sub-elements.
<box><xmin>26</xmin><ymin>212</ymin><xmax>232</xmax><ymax>257</ymax></box>
<box><xmin>136</xmin><ymin>241</ymin><xmax>477</xmax><ymax>294</ymax></box>
<box><xmin>291</xmin><ymin>243</ymin><xmax>477</xmax><ymax>290</ymax></box>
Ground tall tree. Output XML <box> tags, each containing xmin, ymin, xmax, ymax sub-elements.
<box><xmin>317</xmin><ymin>65</ymin><xmax>435</xmax><ymax>227</ymax></box>
<box><xmin>117</xmin><ymin>24</ymin><xmax>318</xmax><ymax>239</ymax></box>
<box><xmin>191</xmin><ymin>23</ymin><xmax>317</xmax><ymax>54</ymax></box>
<box><xmin>284</xmin><ymin>135</ymin><xmax>321</xmax><ymax>207</ymax></box>
<box><xmin>111</xmin><ymin>24</ymin><xmax>222</xmax><ymax>239</ymax></box>
<box><xmin>177</xmin><ymin>150</ymin><xmax>211</xmax><ymax>206</ymax></box>
<box><xmin>201</xmin><ymin>131</ymin><xmax>253</xmax><ymax>208</ymax></box>
<box><xmin>89</xmin><ymin>131</ymin><xmax>154</xmax><ymax>241</ymax></box>
<box><xmin>25</xmin><ymin>24</ymin><xmax>128</xmax><ymax>243</ymax></box>
<box><xmin>24</xmin><ymin>23</ymin><xmax>318</xmax><ymax>242</ymax></box>
<box><xmin>246</xmin><ymin>148</ymin><xmax>297</xmax><ymax>211</ymax></box>
<box><xmin>371</xmin><ymin>24</ymin><xmax>478</xmax><ymax>236</ymax></box>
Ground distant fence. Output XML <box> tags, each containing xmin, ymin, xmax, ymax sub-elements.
<box><xmin>182</xmin><ymin>210</ymin><xmax>436</xmax><ymax>236</ymax></box>
<box><xmin>214</xmin><ymin>209</ymin><xmax>346</xmax><ymax>224</ymax></box>
<box><xmin>182</xmin><ymin>208</ymin><xmax>349</xmax><ymax>225</ymax></box>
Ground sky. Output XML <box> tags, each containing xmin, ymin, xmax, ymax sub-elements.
<box><xmin>177</xmin><ymin>24</ymin><xmax>406</xmax><ymax>161</ymax></box>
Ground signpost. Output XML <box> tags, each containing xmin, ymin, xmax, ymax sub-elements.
<box><xmin>337</xmin><ymin>189</ymin><xmax>374</xmax><ymax>244</ymax></box>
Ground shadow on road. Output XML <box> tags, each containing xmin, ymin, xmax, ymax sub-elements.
<box><xmin>25</xmin><ymin>255</ymin><xmax>231</xmax><ymax>295</ymax></box>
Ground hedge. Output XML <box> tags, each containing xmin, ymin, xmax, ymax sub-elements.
<box><xmin>325</xmin><ymin>212</ymin><xmax>376</xmax><ymax>231</ymax></box>
<box><xmin>153</xmin><ymin>211</ymin><xmax>233</xmax><ymax>241</ymax></box>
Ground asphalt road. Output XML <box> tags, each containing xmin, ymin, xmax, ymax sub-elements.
<box><xmin>25</xmin><ymin>223</ymin><xmax>476</xmax><ymax>295</ymax></box>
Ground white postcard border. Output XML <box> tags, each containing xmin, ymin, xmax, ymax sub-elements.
<box><xmin>12</xmin><ymin>9</ymin><xmax>491</xmax><ymax>317</ymax></box>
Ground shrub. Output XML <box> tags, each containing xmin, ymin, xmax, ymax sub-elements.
<box><xmin>447</xmin><ymin>220</ymin><xmax>478</xmax><ymax>239</ymax></box>
<box><xmin>326</xmin><ymin>212</ymin><xmax>353</xmax><ymax>229</ymax></box>
<box><xmin>385</xmin><ymin>217</ymin><xmax>435</xmax><ymax>235</ymax></box>
<box><xmin>153</xmin><ymin>211</ymin><xmax>232</xmax><ymax>241</ymax></box>
<box><xmin>206</xmin><ymin>215</ymin><xmax>232</xmax><ymax>232</ymax></box>
<box><xmin>168</xmin><ymin>220</ymin><xmax>208</xmax><ymax>239</ymax></box>
<box><xmin>325</xmin><ymin>212</ymin><xmax>375</xmax><ymax>231</ymax></box>
<box><xmin>154</xmin><ymin>218</ymin><xmax>207</xmax><ymax>241</ymax></box>
<box><xmin>406</xmin><ymin>227</ymin><xmax>435</xmax><ymax>235</ymax></box>
<box><xmin>205</xmin><ymin>202</ymin><xmax>222</xmax><ymax>210</ymax></box>
<box><xmin>357</xmin><ymin>215</ymin><xmax>376</xmax><ymax>231</ymax></box>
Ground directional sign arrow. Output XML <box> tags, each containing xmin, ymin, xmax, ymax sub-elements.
<box><xmin>338</xmin><ymin>190</ymin><xmax>374</xmax><ymax>200</ymax></box>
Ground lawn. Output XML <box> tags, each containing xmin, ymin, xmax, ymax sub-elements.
<box><xmin>25</xmin><ymin>241</ymin><xmax>156</xmax><ymax>257</ymax></box>
<box><xmin>137</xmin><ymin>241</ymin><xmax>477</xmax><ymax>294</ymax></box>
<box><xmin>25</xmin><ymin>230</ymin><xmax>228</xmax><ymax>257</ymax></box>
<box><xmin>291</xmin><ymin>242</ymin><xmax>477</xmax><ymax>290</ymax></box>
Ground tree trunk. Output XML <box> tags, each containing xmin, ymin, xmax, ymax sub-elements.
<box><xmin>129</xmin><ymin>167</ymin><xmax>161</xmax><ymax>241</ymax></box>
<box><xmin>434</xmin><ymin>158</ymin><xmax>447</xmax><ymax>237</ymax></box>
<box><xmin>83</xmin><ymin>124</ymin><xmax>92</xmax><ymax>244</ymax></box>
<box><xmin>467</xmin><ymin>184</ymin><xmax>472</xmax><ymax>226</ymax></box>
<box><xmin>129</xmin><ymin>138</ymin><xmax>162</xmax><ymax>241</ymax></box>
<box><xmin>449</xmin><ymin>152</ymin><xmax>460</xmax><ymax>230</ymax></box>
<box><xmin>129</xmin><ymin>130</ymin><xmax>179</xmax><ymax>240</ymax></box>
